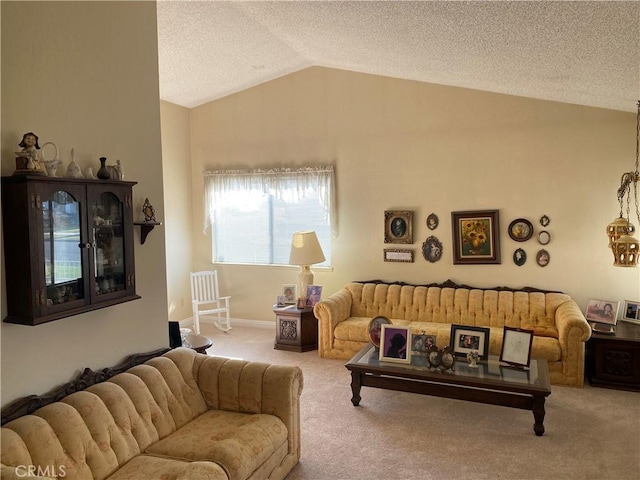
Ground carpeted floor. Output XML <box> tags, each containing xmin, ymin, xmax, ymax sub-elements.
<box><xmin>198</xmin><ymin>323</ymin><xmax>640</xmax><ymax>480</ymax></box>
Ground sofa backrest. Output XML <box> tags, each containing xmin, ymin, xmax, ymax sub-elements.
<box><xmin>346</xmin><ymin>282</ymin><xmax>570</xmax><ymax>335</ymax></box>
<box><xmin>1</xmin><ymin>349</ymin><xmax>208</xmax><ymax>480</ymax></box>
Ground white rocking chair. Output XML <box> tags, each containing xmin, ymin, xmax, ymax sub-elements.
<box><xmin>190</xmin><ymin>270</ymin><xmax>232</xmax><ymax>334</ymax></box>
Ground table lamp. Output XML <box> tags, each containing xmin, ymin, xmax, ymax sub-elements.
<box><xmin>289</xmin><ymin>231</ymin><xmax>325</xmax><ymax>306</ymax></box>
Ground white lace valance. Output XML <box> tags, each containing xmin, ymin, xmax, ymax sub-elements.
<box><xmin>203</xmin><ymin>165</ymin><xmax>337</xmax><ymax>237</ymax></box>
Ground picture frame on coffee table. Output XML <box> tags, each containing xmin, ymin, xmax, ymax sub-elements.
<box><xmin>384</xmin><ymin>210</ymin><xmax>413</xmax><ymax>244</ymax></box>
<box><xmin>622</xmin><ymin>300</ymin><xmax>640</xmax><ymax>324</ymax></box>
<box><xmin>499</xmin><ymin>327</ymin><xmax>534</xmax><ymax>368</ymax></box>
<box><xmin>451</xmin><ymin>210</ymin><xmax>501</xmax><ymax>264</ymax></box>
<box><xmin>450</xmin><ymin>325</ymin><xmax>490</xmax><ymax>360</ymax></box>
<box><xmin>379</xmin><ymin>325</ymin><xmax>411</xmax><ymax>364</ymax></box>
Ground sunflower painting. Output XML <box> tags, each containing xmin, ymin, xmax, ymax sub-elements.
<box><xmin>451</xmin><ymin>210</ymin><xmax>501</xmax><ymax>264</ymax></box>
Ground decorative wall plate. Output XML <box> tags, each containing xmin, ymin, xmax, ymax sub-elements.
<box><xmin>538</xmin><ymin>231</ymin><xmax>551</xmax><ymax>245</ymax></box>
<box><xmin>513</xmin><ymin>248</ymin><xmax>526</xmax><ymax>266</ymax></box>
<box><xmin>422</xmin><ymin>236</ymin><xmax>443</xmax><ymax>263</ymax></box>
<box><xmin>426</xmin><ymin>213</ymin><xmax>439</xmax><ymax>230</ymax></box>
<box><xmin>508</xmin><ymin>218</ymin><xmax>533</xmax><ymax>241</ymax></box>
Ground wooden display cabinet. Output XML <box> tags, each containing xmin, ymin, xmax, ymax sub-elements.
<box><xmin>1</xmin><ymin>175</ymin><xmax>140</xmax><ymax>325</ymax></box>
<box><xmin>586</xmin><ymin>321</ymin><xmax>640</xmax><ymax>391</ymax></box>
<box><xmin>273</xmin><ymin>305</ymin><xmax>318</xmax><ymax>352</ymax></box>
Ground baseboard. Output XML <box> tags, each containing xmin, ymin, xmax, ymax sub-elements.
<box><xmin>178</xmin><ymin>317</ymin><xmax>275</xmax><ymax>330</ymax></box>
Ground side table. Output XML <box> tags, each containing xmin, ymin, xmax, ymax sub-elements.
<box><xmin>586</xmin><ymin>321</ymin><xmax>640</xmax><ymax>391</ymax></box>
<box><xmin>183</xmin><ymin>334</ymin><xmax>213</xmax><ymax>354</ymax></box>
<box><xmin>273</xmin><ymin>305</ymin><xmax>318</xmax><ymax>352</ymax></box>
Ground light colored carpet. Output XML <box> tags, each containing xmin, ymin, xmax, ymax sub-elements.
<box><xmin>198</xmin><ymin>324</ymin><xmax>640</xmax><ymax>480</ymax></box>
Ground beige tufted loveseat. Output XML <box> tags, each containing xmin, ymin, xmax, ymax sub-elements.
<box><xmin>314</xmin><ymin>281</ymin><xmax>591</xmax><ymax>386</ymax></box>
<box><xmin>0</xmin><ymin>348</ymin><xmax>303</xmax><ymax>480</ymax></box>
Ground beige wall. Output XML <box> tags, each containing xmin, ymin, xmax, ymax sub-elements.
<box><xmin>188</xmin><ymin>67</ymin><xmax>639</xmax><ymax>322</ymax></box>
<box><xmin>1</xmin><ymin>1</ymin><xmax>168</xmax><ymax>406</ymax></box>
<box><xmin>160</xmin><ymin>100</ymin><xmax>194</xmax><ymax>322</ymax></box>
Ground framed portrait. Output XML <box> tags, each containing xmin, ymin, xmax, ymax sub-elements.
<box><xmin>585</xmin><ymin>298</ymin><xmax>619</xmax><ymax>326</ymax></box>
<box><xmin>368</xmin><ymin>316</ymin><xmax>390</xmax><ymax>348</ymax></box>
<box><xmin>426</xmin><ymin>213</ymin><xmax>439</xmax><ymax>230</ymax></box>
<box><xmin>422</xmin><ymin>236</ymin><xmax>443</xmax><ymax>263</ymax></box>
<box><xmin>450</xmin><ymin>325</ymin><xmax>490</xmax><ymax>360</ymax></box>
<box><xmin>499</xmin><ymin>327</ymin><xmax>534</xmax><ymax>368</ymax></box>
<box><xmin>306</xmin><ymin>285</ymin><xmax>323</xmax><ymax>307</ymax></box>
<box><xmin>379</xmin><ymin>324</ymin><xmax>411</xmax><ymax>364</ymax></box>
<box><xmin>383</xmin><ymin>248</ymin><xmax>414</xmax><ymax>263</ymax></box>
<box><xmin>508</xmin><ymin>218</ymin><xmax>534</xmax><ymax>242</ymax></box>
<box><xmin>622</xmin><ymin>300</ymin><xmax>640</xmax><ymax>324</ymax></box>
<box><xmin>384</xmin><ymin>210</ymin><xmax>413</xmax><ymax>244</ymax></box>
<box><xmin>282</xmin><ymin>284</ymin><xmax>296</xmax><ymax>305</ymax></box>
<box><xmin>451</xmin><ymin>210</ymin><xmax>501</xmax><ymax>264</ymax></box>
<box><xmin>536</xmin><ymin>249</ymin><xmax>550</xmax><ymax>267</ymax></box>
<box><xmin>513</xmin><ymin>248</ymin><xmax>526</xmax><ymax>266</ymax></box>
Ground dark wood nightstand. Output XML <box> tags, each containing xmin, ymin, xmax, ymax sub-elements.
<box><xmin>586</xmin><ymin>321</ymin><xmax>640</xmax><ymax>391</ymax></box>
<box><xmin>273</xmin><ymin>305</ymin><xmax>318</xmax><ymax>352</ymax></box>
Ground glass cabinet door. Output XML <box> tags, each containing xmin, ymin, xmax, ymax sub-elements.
<box><xmin>40</xmin><ymin>186</ymin><xmax>88</xmax><ymax>310</ymax></box>
<box><xmin>91</xmin><ymin>192</ymin><xmax>126</xmax><ymax>297</ymax></box>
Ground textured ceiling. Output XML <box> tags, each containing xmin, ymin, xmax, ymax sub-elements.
<box><xmin>157</xmin><ymin>1</ymin><xmax>640</xmax><ymax>112</ymax></box>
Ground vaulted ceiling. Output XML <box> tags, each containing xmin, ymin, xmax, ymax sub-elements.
<box><xmin>157</xmin><ymin>1</ymin><xmax>639</xmax><ymax>112</ymax></box>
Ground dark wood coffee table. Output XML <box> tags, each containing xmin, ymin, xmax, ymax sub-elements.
<box><xmin>345</xmin><ymin>344</ymin><xmax>551</xmax><ymax>436</ymax></box>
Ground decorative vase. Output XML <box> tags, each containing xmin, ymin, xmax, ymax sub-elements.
<box><xmin>97</xmin><ymin>156</ymin><xmax>111</xmax><ymax>180</ymax></box>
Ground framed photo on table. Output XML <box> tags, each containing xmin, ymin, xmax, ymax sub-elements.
<box><xmin>585</xmin><ymin>299</ymin><xmax>619</xmax><ymax>325</ymax></box>
<box><xmin>499</xmin><ymin>327</ymin><xmax>534</xmax><ymax>368</ymax></box>
<box><xmin>306</xmin><ymin>285</ymin><xmax>322</xmax><ymax>307</ymax></box>
<box><xmin>379</xmin><ymin>325</ymin><xmax>411</xmax><ymax>364</ymax></box>
<box><xmin>281</xmin><ymin>284</ymin><xmax>296</xmax><ymax>305</ymax></box>
<box><xmin>622</xmin><ymin>300</ymin><xmax>640</xmax><ymax>324</ymax></box>
<box><xmin>450</xmin><ymin>325</ymin><xmax>490</xmax><ymax>360</ymax></box>
<box><xmin>451</xmin><ymin>210</ymin><xmax>501</xmax><ymax>264</ymax></box>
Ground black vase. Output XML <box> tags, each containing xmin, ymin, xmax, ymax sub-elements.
<box><xmin>97</xmin><ymin>157</ymin><xmax>110</xmax><ymax>180</ymax></box>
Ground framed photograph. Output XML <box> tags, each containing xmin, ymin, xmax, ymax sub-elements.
<box><xmin>422</xmin><ymin>236</ymin><xmax>443</xmax><ymax>263</ymax></box>
<box><xmin>384</xmin><ymin>210</ymin><xmax>413</xmax><ymax>244</ymax></box>
<box><xmin>451</xmin><ymin>210</ymin><xmax>501</xmax><ymax>264</ymax></box>
<box><xmin>585</xmin><ymin>298</ymin><xmax>619</xmax><ymax>325</ymax></box>
<box><xmin>513</xmin><ymin>248</ymin><xmax>526</xmax><ymax>266</ymax></box>
<box><xmin>508</xmin><ymin>218</ymin><xmax>534</xmax><ymax>242</ymax></box>
<box><xmin>368</xmin><ymin>316</ymin><xmax>390</xmax><ymax>348</ymax></box>
<box><xmin>306</xmin><ymin>285</ymin><xmax>322</xmax><ymax>307</ymax></box>
<box><xmin>538</xmin><ymin>231</ymin><xmax>551</xmax><ymax>245</ymax></box>
<box><xmin>411</xmin><ymin>333</ymin><xmax>436</xmax><ymax>353</ymax></box>
<box><xmin>383</xmin><ymin>248</ymin><xmax>414</xmax><ymax>263</ymax></box>
<box><xmin>379</xmin><ymin>324</ymin><xmax>411</xmax><ymax>364</ymax></box>
<box><xmin>282</xmin><ymin>284</ymin><xmax>296</xmax><ymax>305</ymax></box>
<box><xmin>449</xmin><ymin>325</ymin><xmax>490</xmax><ymax>360</ymax></box>
<box><xmin>499</xmin><ymin>327</ymin><xmax>534</xmax><ymax>368</ymax></box>
<box><xmin>622</xmin><ymin>300</ymin><xmax>640</xmax><ymax>324</ymax></box>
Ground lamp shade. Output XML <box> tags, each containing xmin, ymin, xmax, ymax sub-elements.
<box><xmin>289</xmin><ymin>231</ymin><xmax>325</xmax><ymax>266</ymax></box>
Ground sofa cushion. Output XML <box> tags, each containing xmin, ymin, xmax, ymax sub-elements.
<box><xmin>106</xmin><ymin>455</ymin><xmax>227</xmax><ymax>480</ymax></box>
<box><xmin>145</xmin><ymin>410</ymin><xmax>287</xmax><ymax>480</ymax></box>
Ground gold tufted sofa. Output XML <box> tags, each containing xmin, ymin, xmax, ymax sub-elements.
<box><xmin>314</xmin><ymin>281</ymin><xmax>591</xmax><ymax>386</ymax></box>
<box><xmin>0</xmin><ymin>348</ymin><xmax>303</xmax><ymax>480</ymax></box>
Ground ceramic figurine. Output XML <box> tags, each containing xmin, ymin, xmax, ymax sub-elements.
<box><xmin>107</xmin><ymin>159</ymin><xmax>123</xmax><ymax>180</ymax></box>
<box><xmin>84</xmin><ymin>166</ymin><xmax>96</xmax><ymax>179</ymax></box>
<box><xmin>466</xmin><ymin>350</ymin><xmax>480</xmax><ymax>368</ymax></box>
<box><xmin>14</xmin><ymin>132</ymin><xmax>46</xmax><ymax>175</ymax></box>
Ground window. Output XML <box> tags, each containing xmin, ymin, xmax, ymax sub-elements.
<box><xmin>204</xmin><ymin>166</ymin><xmax>336</xmax><ymax>265</ymax></box>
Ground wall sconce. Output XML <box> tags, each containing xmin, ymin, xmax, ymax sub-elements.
<box><xmin>289</xmin><ymin>231</ymin><xmax>325</xmax><ymax>305</ymax></box>
<box><xmin>606</xmin><ymin>100</ymin><xmax>640</xmax><ymax>267</ymax></box>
